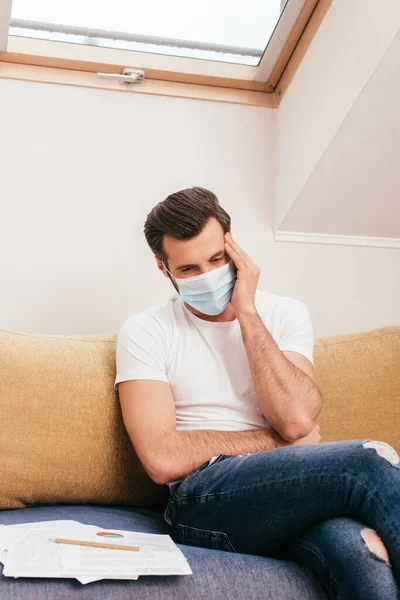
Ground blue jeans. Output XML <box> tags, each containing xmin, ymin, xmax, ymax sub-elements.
<box><xmin>163</xmin><ymin>439</ymin><xmax>400</xmax><ymax>599</ymax></box>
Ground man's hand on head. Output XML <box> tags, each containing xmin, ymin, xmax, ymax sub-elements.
<box><xmin>224</xmin><ymin>232</ymin><xmax>260</xmax><ymax>317</ymax></box>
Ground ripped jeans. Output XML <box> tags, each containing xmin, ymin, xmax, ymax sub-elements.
<box><xmin>163</xmin><ymin>439</ymin><xmax>400</xmax><ymax>600</ymax></box>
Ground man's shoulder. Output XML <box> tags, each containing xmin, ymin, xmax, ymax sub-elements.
<box><xmin>255</xmin><ymin>290</ymin><xmax>308</xmax><ymax>316</ymax></box>
<box><xmin>256</xmin><ymin>289</ymin><xmax>293</xmax><ymax>308</ymax></box>
<box><xmin>118</xmin><ymin>295</ymin><xmax>179</xmax><ymax>333</ymax></box>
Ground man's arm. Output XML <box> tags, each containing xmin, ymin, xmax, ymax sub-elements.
<box><xmin>223</xmin><ymin>232</ymin><xmax>322</xmax><ymax>441</ymax></box>
<box><xmin>118</xmin><ymin>379</ymin><xmax>289</xmax><ymax>486</ymax></box>
<box><xmin>161</xmin><ymin>426</ymin><xmax>287</xmax><ymax>484</ymax></box>
<box><xmin>238</xmin><ymin>310</ymin><xmax>322</xmax><ymax>441</ymax></box>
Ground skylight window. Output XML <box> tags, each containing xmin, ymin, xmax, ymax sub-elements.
<box><xmin>9</xmin><ymin>0</ymin><xmax>286</xmax><ymax>66</ymax></box>
<box><xmin>1</xmin><ymin>0</ymin><xmax>326</xmax><ymax>97</ymax></box>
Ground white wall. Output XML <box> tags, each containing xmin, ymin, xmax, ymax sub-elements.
<box><xmin>0</xmin><ymin>77</ymin><xmax>398</xmax><ymax>339</ymax></box>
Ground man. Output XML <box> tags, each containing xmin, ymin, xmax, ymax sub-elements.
<box><xmin>115</xmin><ymin>187</ymin><xmax>400</xmax><ymax>598</ymax></box>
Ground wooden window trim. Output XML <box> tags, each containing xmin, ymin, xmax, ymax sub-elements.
<box><xmin>0</xmin><ymin>60</ymin><xmax>276</xmax><ymax>107</ymax></box>
<box><xmin>0</xmin><ymin>0</ymin><xmax>332</xmax><ymax>107</ymax></box>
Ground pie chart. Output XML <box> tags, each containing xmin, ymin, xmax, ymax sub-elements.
<box><xmin>96</xmin><ymin>531</ymin><xmax>124</xmax><ymax>538</ymax></box>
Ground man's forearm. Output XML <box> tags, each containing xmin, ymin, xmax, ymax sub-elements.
<box><xmin>158</xmin><ymin>427</ymin><xmax>288</xmax><ymax>484</ymax></box>
<box><xmin>238</xmin><ymin>309</ymin><xmax>322</xmax><ymax>440</ymax></box>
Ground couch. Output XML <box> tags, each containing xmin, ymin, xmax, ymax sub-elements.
<box><xmin>0</xmin><ymin>324</ymin><xmax>399</xmax><ymax>599</ymax></box>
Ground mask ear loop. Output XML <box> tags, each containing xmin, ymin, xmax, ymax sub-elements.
<box><xmin>161</xmin><ymin>262</ymin><xmax>175</xmax><ymax>279</ymax></box>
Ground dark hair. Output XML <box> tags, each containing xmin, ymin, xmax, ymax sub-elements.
<box><xmin>144</xmin><ymin>186</ymin><xmax>231</xmax><ymax>267</ymax></box>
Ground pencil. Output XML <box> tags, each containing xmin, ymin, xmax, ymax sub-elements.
<box><xmin>50</xmin><ymin>538</ymin><xmax>140</xmax><ymax>551</ymax></box>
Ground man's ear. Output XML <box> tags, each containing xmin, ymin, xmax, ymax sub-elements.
<box><xmin>155</xmin><ymin>256</ymin><xmax>169</xmax><ymax>278</ymax></box>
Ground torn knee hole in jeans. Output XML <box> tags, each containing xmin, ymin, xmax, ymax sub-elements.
<box><xmin>361</xmin><ymin>529</ymin><xmax>392</xmax><ymax>567</ymax></box>
<box><xmin>362</xmin><ymin>440</ymin><xmax>400</xmax><ymax>466</ymax></box>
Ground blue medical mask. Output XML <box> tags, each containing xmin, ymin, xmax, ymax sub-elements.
<box><xmin>163</xmin><ymin>259</ymin><xmax>237</xmax><ymax>316</ymax></box>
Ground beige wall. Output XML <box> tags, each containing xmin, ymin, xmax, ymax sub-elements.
<box><xmin>0</xmin><ymin>77</ymin><xmax>398</xmax><ymax>339</ymax></box>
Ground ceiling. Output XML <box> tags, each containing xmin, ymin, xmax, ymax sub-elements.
<box><xmin>278</xmin><ymin>28</ymin><xmax>400</xmax><ymax>241</ymax></box>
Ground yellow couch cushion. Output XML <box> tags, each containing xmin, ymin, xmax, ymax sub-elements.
<box><xmin>0</xmin><ymin>325</ymin><xmax>398</xmax><ymax>510</ymax></box>
<box><xmin>314</xmin><ymin>326</ymin><xmax>400</xmax><ymax>452</ymax></box>
<box><xmin>0</xmin><ymin>328</ymin><xmax>169</xmax><ymax>510</ymax></box>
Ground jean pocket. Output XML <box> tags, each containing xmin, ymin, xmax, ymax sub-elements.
<box><xmin>178</xmin><ymin>522</ymin><xmax>237</xmax><ymax>553</ymax></box>
<box><xmin>193</xmin><ymin>453</ymin><xmax>225</xmax><ymax>474</ymax></box>
<box><xmin>171</xmin><ymin>454</ymin><xmax>226</xmax><ymax>501</ymax></box>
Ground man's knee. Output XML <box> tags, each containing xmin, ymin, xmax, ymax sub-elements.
<box><xmin>362</xmin><ymin>440</ymin><xmax>399</xmax><ymax>466</ymax></box>
<box><xmin>361</xmin><ymin>528</ymin><xmax>391</xmax><ymax>566</ymax></box>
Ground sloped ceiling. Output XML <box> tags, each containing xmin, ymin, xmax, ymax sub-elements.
<box><xmin>274</xmin><ymin>0</ymin><xmax>400</xmax><ymax>248</ymax></box>
<box><xmin>279</xmin><ymin>29</ymin><xmax>400</xmax><ymax>239</ymax></box>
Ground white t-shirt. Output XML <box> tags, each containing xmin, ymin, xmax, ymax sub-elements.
<box><xmin>114</xmin><ymin>290</ymin><xmax>314</xmax><ymax>492</ymax></box>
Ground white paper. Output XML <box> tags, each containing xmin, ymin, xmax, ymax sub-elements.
<box><xmin>0</xmin><ymin>521</ymin><xmax>69</xmax><ymax>554</ymax></box>
<box><xmin>60</xmin><ymin>529</ymin><xmax>192</xmax><ymax>578</ymax></box>
<box><xmin>0</xmin><ymin>520</ymin><xmax>190</xmax><ymax>583</ymax></box>
<box><xmin>1</xmin><ymin>520</ymin><xmax>107</xmax><ymax>584</ymax></box>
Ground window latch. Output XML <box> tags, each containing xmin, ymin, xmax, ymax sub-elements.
<box><xmin>96</xmin><ymin>68</ymin><xmax>145</xmax><ymax>85</ymax></box>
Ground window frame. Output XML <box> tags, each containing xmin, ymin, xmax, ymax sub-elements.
<box><xmin>0</xmin><ymin>0</ymin><xmax>332</xmax><ymax>106</ymax></box>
